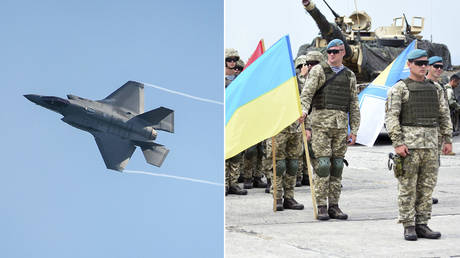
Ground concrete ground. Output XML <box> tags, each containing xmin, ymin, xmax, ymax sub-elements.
<box><xmin>225</xmin><ymin>135</ymin><xmax>460</xmax><ymax>258</ymax></box>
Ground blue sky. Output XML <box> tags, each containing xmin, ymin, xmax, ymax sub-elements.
<box><xmin>0</xmin><ymin>1</ymin><xmax>223</xmax><ymax>257</ymax></box>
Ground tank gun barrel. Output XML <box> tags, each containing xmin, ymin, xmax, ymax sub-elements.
<box><xmin>303</xmin><ymin>0</ymin><xmax>352</xmax><ymax>58</ymax></box>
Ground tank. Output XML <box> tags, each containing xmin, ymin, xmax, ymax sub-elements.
<box><xmin>297</xmin><ymin>0</ymin><xmax>453</xmax><ymax>84</ymax></box>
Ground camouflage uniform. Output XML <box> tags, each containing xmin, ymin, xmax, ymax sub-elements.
<box><xmin>295</xmin><ymin>51</ymin><xmax>324</xmax><ymax>185</ymax></box>
<box><xmin>444</xmin><ymin>83</ymin><xmax>460</xmax><ymax>111</ymax></box>
<box><xmin>295</xmin><ymin>56</ymin><xmax>308</xmax><ymax>184</ymax></box>
<box><xmin>385</xmin><ymin>79</ymin><xmax>452</xmax><ymax>227</ymax></box>
<box><xmin>225</xmin><ymin>153</ymin><xmax>243</xmax><ymax>188</ymax></box>
<box><xmin>300</xmin><ymin>63</ymin><xmax>360</xmax><ymax>207</ymax></box>
<box><xmin>270</xmin><ymin>123</ymin><xmax>303</xmax><ymax>201</ymax></box>
<box><xmin>261</xmin><ymin>139</ymin><xmax>273</xmax><ymax>182</ymax></box>
<box><xmin>242</xmin><ymin>143</ymin><xmax>266</xmax><ymax>186</ymax></box>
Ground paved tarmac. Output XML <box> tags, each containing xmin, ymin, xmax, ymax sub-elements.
<box><xmin>225</xmin><ymin>135</ymin><xmax>460</xmax><ymax>258</ymax></box>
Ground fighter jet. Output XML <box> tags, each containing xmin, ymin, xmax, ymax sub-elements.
<box><xmin>24</xmin><ymin>81</ymin><xmax>174</xmax><ymax>171</ymax></box>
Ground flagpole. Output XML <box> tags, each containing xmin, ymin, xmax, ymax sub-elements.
<box><xmin>301</xmin><ymin>123</ymin><xmax>318</xmax><ymax>219</ymax></box>
<box><xmin>272</xmin><ymin>136</ymin><xmax>277</xmax><ymax>212</ymax></box>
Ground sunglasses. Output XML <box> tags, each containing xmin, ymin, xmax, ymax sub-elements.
<box><xmin>326</xmin><ymin>49</ymin><xmax>342</xmax><ymax>54</ymax></box>
<box><xmin>233</xmin><ymin>67</ymin><xmax>243</xmax><ymax>71</ymax></box>
<box><xmin>412</xmin><ymin>60</ymin><xmax>429</xmax><ymax>66</ymax></box>
<box><xmin>432</xmin><ymin>64</ymin><xmax>444</xmax><ymax>69</ymax></box>
<box><xmin>226</xmin><ymin>57</ymin><xmax>239</xmax><ymax>62</ymax></box>
<box><xmin>306</xmin><ymin>61</ymin><xmax>320</xmax><ymax>66</ymax></box>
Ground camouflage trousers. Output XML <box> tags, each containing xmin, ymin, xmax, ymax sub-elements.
<box><xmin>242</xmin><ymin>144</ymin><xmax>264</xmax><ymax>180</ymax></box>
<box><xmin>397</xmin><ymin>148</ymin><xmax>438</xmax><ymax>227</ymax></box>
<box><xmin>225</xmin><ymin>152</ymin><xmax>243</xmax><ymax>188</ymax></box>
<box><xmin>311</xmin><ymin>126</ymin><xmax>348</xmax><ymax>206</ymax></box>
<box><xmin>261</xmin><ymin>139</ymin><xmax>273</xmax><ymax>180</ymax></box>
<box><xmin>267</xmin><ymin>129</ymin><xmax>303</xmax><ymax>199</ymax></box>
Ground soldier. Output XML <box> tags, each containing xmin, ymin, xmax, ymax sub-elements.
<box><xmin>242</xmin><ymin>142</ymin><xmax>267</xmax><ymax>189</ymax></box>
<box><xmin>225</xmin><ymin>48</ymin><xmax>240</xmax><ymax>88</ymax></box>
<box><xmin>234</xmin><ymin>59</ymin><xmax>245</xmax><ymax>77</ymax></box>
<box><xmin>444</xmin><ymin>73</ymin><xmax>460</xmax><ymax>139</ymax></box>
<box><xmin>266</xmin><ymin>53</ymin><xmax>306</xmax><ymax>210</ymax></box>
<box><xmin>300</xmin><ymin>39</ymin><xmax>360</xmax><ymax>220</ymax></box>
<box><xmin>225</xmin><ymin>48</ymin><xmax>246</xmax><ymax>196</ymax></box>
<box><xmin>294</xmin><ymin>54</ymin><xmax>308</xmax><ymax>187</ymax></box>
<box><xmin>385</xmin><ymin>49</ymin><xmax>452</xmax><ymax>241</ymax></box>
<box><xmin>426</xmin><ymin>56</ymin><xmax>449</xmax><ymax>204</ymax></box>
<box><xmin>297</xmin><ymin>51</ymin><xmax>324</xmax><ymax>187</ymax></box>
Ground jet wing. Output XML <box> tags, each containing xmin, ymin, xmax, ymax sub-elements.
<box><xmin>92</xmin><ymin>132</ymin><xmax>136</xmax><ymax>171</ymax></box>
<box><xmin>98</xmin><ymin>81</ymin><xmax>144</xmax><ymax>114</ymax></box>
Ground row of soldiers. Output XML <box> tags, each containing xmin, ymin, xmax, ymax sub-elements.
<box><xmin>226</xmin><ymin>34</ymin><xmax>457</xmax><ymax>240</ymax></box>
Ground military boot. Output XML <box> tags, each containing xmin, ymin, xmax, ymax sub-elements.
<box><xmin>295</xmin><ymin>177</ymin><xmax>302</xmax><ymax>187</ymax></box>
<box><xmin>317</xmin><ymin>205</ymin><xmax>330</xmax><ymax>220</ymax></box>
<box><xmin>228</xmin><ymin>185</ymin><xmax>247</xmax><ymax>195</ymax></box>
<box><xmin>328</xmin><ymin>204</ymin><xmax>348</xmax><ymax>220</ymax></box>
<box><xmin>283</xmin><ymin>198</ymin><xmax>304</xmax><ymax>210</ymax></box>
<box><xmin>415</xmin><ymin>224</ymin><xmax>441</xmax><ymax>239</ymax></box>
<box><xmin>265</xmin><ymin>178</ymin><xmax>271</xmax><ymax>194</ymax></box>
<box><xmin>253</xmin><ymin>177</ymin><xmax>267</xmax><ymax>188</ymax></box>
<box><xmin>301</xmin><ymin>173</ymin><xmax>310</xmax><ymax>186</ymax></box>
<box><xmin>404</xmin><ymin>226</ymin><xmax>417</xmax><ymax>241</ymax></box>
<box><xmin>243</xmin><ymin>178</ymin><xmax>253</xmax><ymax>189</ymax></box>
<box><xmin>276</xmin><ymin>199</ymin><xmax>284</xmax><ymax>211</ymax></box>
<box><xmin>225</xmin><ymin>186</ymin><xmax>228</xmax><ymax>196</ymax></box>
<box><xmin>432</xmin><ymin>197</ymin><xmax>438</xmax><ymax>204</ymax></box>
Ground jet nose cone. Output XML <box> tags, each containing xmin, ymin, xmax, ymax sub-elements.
<box><xmin>24</xmin><ymin>94</ymin><xmax>41</xmax><ymax>104</ymax></box>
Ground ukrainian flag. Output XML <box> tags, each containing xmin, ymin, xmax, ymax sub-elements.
<box><xmin>356</xmin><ymin>40</ymin><xmax>416</xmax><ymax>146</ymax></box>
<box><xmin>225</xmin><ymin>35</ymin><xmax>301</xmax><ymax>159</ymax></box>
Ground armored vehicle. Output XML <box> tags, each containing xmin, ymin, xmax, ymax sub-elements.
<box><xmin>298</xmin><ymin>0</ymin><xmax>453</xmax><ymax>84</ymax></box>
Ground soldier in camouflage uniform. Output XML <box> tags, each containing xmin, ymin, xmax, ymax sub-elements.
<box><xmin>300</xmin><ymin>39</ymin><xmax>360</xmax><ymax>220</ymax></box>
<box><xmin>444</xmin><ymin>73</ymin><xmax>460</xmax><ymax>139</ymax></box>
<box><xmin>297</xmin><ymin>51</ymin><xmax>324</xmax><ymax>187</ymax></box>
<box><xmin>225</xmin><ymin>48</ymin><xmax>246</xmax><ymax>195</ymax></box>
<box><xmin>426</xmin><ymin>56</ymin><xmax>450</xmax><ymax>204</ymax></box>
<box><xmin>294</xmin><ymin>54</ymin><xmax>308</xmax><ymax>187</ymax></box>
<box><xmin>385</xmin><ymin>49</ymin><xmax>452</xmax><ymax>241</ymax></box>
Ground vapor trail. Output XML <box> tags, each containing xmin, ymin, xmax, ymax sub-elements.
<box><xmin>141</xmin><ymin>82</ymin><xmax>223</xmax><ymax>105</ymax></box>
<box><xmin>124</xmin><ymin>170</ymin><xmax>224</xmax><ymax>186</ymax></box>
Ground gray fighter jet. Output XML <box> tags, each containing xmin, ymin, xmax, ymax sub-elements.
<box><xmin>24</xmin><ymin>81</ymin><xmax>174</xmax><ymax>171</ymax></box>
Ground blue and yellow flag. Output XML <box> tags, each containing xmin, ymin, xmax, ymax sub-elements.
<box><xmin>225</xmin><ymin>35</ymin><xmax>301</xmax><ymax>159</ymax></box>
<box><xmin>356</xmin><ymin>40</ymin><xmax>416</xmax><ymax>146</ymax></box>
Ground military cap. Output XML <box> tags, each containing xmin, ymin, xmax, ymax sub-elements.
<box><xmin>428</xmin><ymin>56</ymin><xmax>443</xmax><ymax>65</ymax></box>
<box><xmin>327</xmin><ymin>39</ymin><xmax>344</xmax><ymax>49</ymax></box>
<box><xmin>295</xmin><ymin>55</ymin><xmax>307</xmax><ymax>68</ymax></box>
<box><xmin>407</xmin><ymin>49</ymin><xmax>427</xmax><ymax>61</ymax></box>
<box><xmin>225</xmin><ymin>48</ymin><xmax>240</xmax><ymax>59</ymax></box>
<box><xmin>306</xmin><ymin>51</ymin><xmax>324</xmax><ymax>62</ymax></box>
<box><xmin>236</xmin><ymin>59</ymin><xmax>245</xmax><ymax>68</ymax></box>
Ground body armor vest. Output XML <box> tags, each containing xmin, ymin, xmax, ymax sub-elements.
<box><xmin>312</xmin><ymin>64</ymin><xmax>351</xmax><ymax>112</ymax></box>
<box><xmin>400</xmin><ymin>78</ymin><xmax>439</xmax><ymax>127</ymax></box>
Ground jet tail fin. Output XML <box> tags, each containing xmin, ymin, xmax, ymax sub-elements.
<box><xmin>138</xmin><ymin>142</ymin><xmax>169</xmax><ymax>167</ymax></box>
<box><xmin>132</xmin><ymin>107</ymin><xmax>174</xmax><ymax>133</ymax></box>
